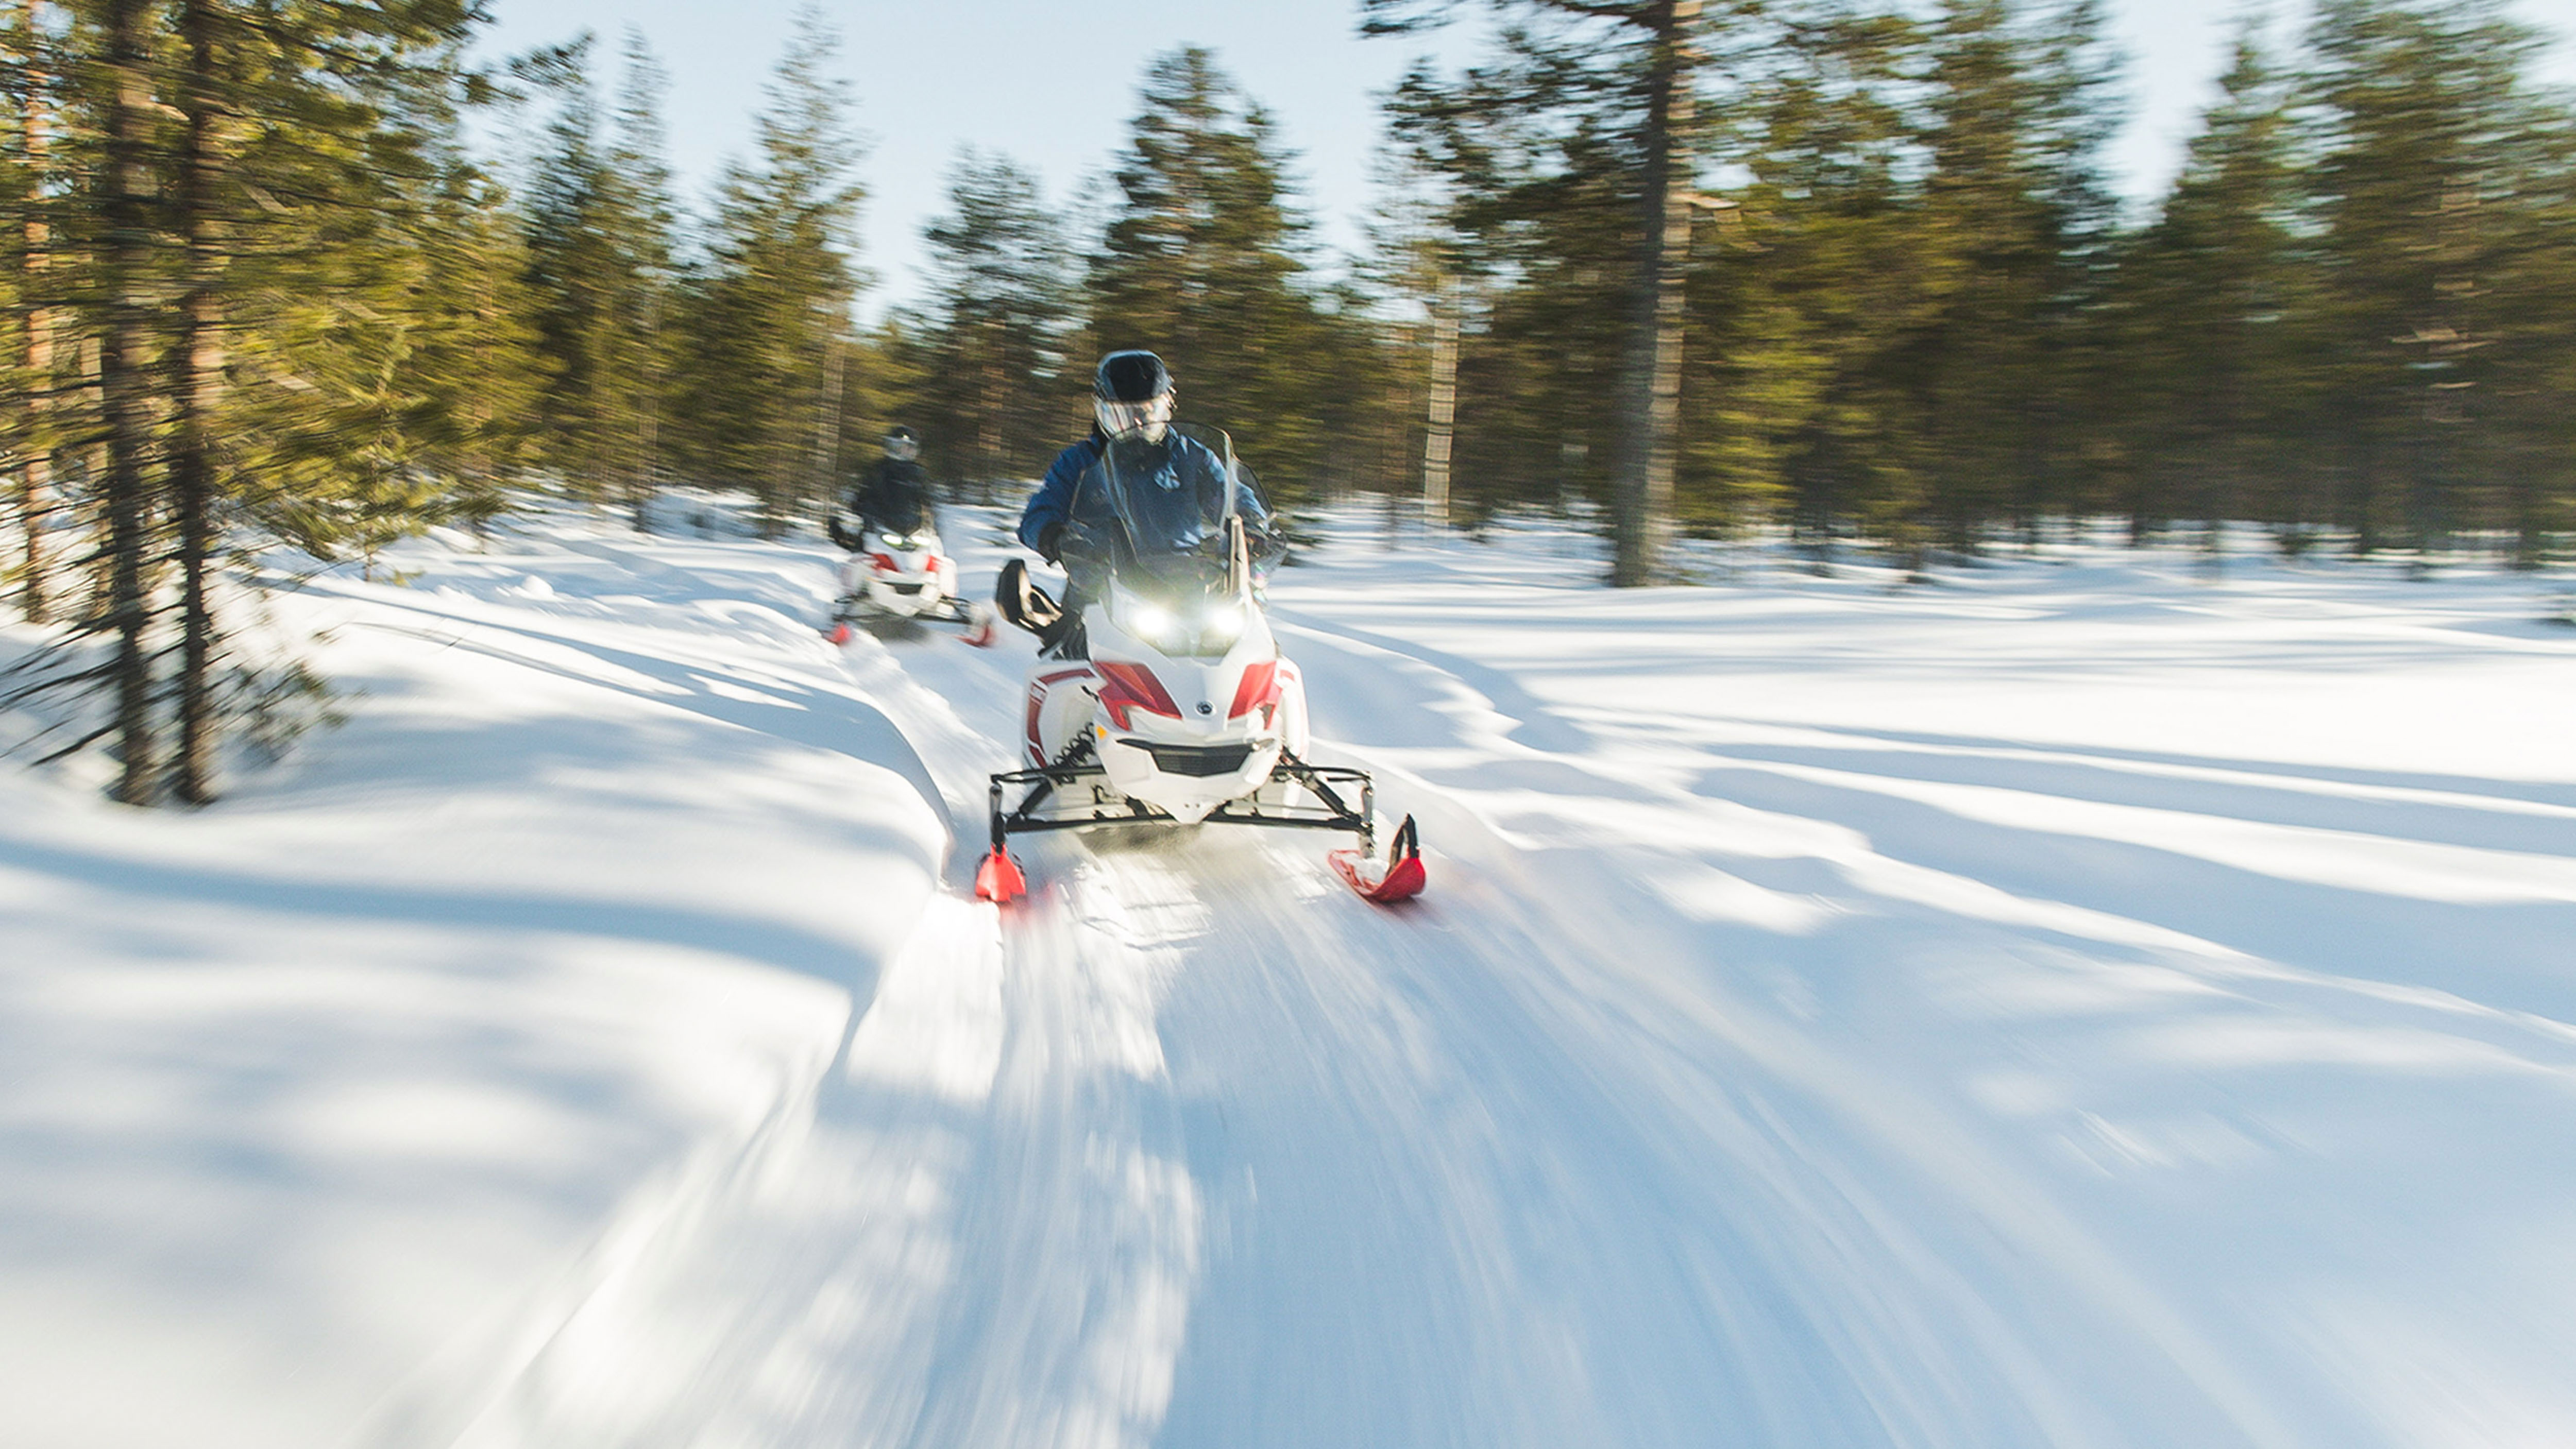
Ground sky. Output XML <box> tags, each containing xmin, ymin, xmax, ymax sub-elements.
<box><xmin>470</xmin><ymin>0</ymin><xmax>2576</xmax><ymax>322</ymax></box>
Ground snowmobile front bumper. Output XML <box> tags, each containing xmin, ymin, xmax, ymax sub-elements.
<box><xmin>983</xmin><ymin>743</ymin><xmax>1377</xmax><ymax>854</ymax></box>
<box><xmin>975</xmin><ymin>741</ymin><xmax>1422</xmax><ymax>905</ymax></box>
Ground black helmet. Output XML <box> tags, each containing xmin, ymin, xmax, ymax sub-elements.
<box><xmin>1094</xmin><ymin>352</ymin><xmax>1175</xmax><ymax>440</ymax></box>
<box><xmin>1094</xmin><ymin>351</ymin><xmax>1173</xmax><ymax>403</ymax></box>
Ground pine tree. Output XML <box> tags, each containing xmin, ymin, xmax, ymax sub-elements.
<box><xmin>2112</xmin><ymin>23</ymin><xmax>2300</xmax><ymax>553</ymax></box>
<box><xmin>1089</xmin><ymin>46</ymin><xmax>1357</xmax><ymax>501</ymax></box>
<box><xmin>604</xmin><ymin>29</ymin><xmax>678</xmax><ymax>522</ymax></box>
<box><xmin>1689</xmin><ymin>3</ymin><xmax>1936</xmax><ymax>552</ymax></box>
<box><xmin>3</xmin><ymin>0</ymin><xmax>63</xmax><ymax>624</ymax></box>
<box><xmin>4</xmin><ymin>0</ymin><xmax>509</xmax><ymax>800</ymax></box>
<box><xmin>916</xmin><ymin>147</ymin><xmax>1075</xmax><ymax>491</ymax></box>
<box><xmin>1901</xmin><ymin>0</ymin><xmax>2123</xmax><ymax>550</ymax></box>
<box><xmin>2302</xmin><ymin>0</ymin><xmax>2558</xmax><ymax>558</ymax></box>
<box><xmin>517</xmin><ymin>36</ymin><xmax>620</xmax><ymax>499</ymax></box>
<box><xmin>679</xmin><ymin>6</ymin><xmax>866</xmax><ymax>533</ymax></box>
<box><xmin>1369</xmin><ymin>0</ymin><xmax>1747</xmax><ymax>582</ymax></box>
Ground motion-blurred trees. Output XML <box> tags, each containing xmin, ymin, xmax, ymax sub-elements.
<box><xmin>1</xmin><ymin>0</ymin><xmax>525</xmax><ymax>802</ymax></box>
<box><xmin>12</xmin><ymin>0</ymin><xmax>2576</xmax><ymax>805</ymax></box>
<box><xmin>2106</xmin><ymin>23</ymin><xmax>2301</xmax><ymax>551</ymax></box>
<box><xmin>910</xmin><ymin>147</ymin><xmax>1077</xmax><ymax>494</ymax></box>
<box><xmin>1689</xmin><ymin>4</ymin><xmax>1944</xmax><ymax>553</ymax></box>
<box><xmin>1370</xmin><ymin>0</ymin><xmax>1757</xmax><ymax>581</ymax></box>
<box><xmin>517</xmin><ymin>30</ymin><xmax>678</xmax><ymax>521</ymax></box>
<box><xmin>2</xmin><ymin>0</ymin><xmax>60</xmax><ymax>627</ymax></box>
<box><xmin>1089</xmin><ymin>45</ymin><xmax>1373</xmax><ymax>505</ymax></box>
<box><xmin>1366</xmin><ymin>0</ymin><xmax>2576</xmax><ymax>569</ymax></box>
<box><xmin>2298</xmin><ymin>0</ymin><xmax>2572</xmax><ymax>560</ymax></box>
<box><xmin>669</xmin><ymin>7</ymin><xmax>867</xmax><ymax>535</ymax></box>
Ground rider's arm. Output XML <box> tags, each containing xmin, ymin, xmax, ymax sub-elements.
<box><xmin>1018</xmin><ymin>438</ymin><xmax>1100</xmax><ymax>557</ymax></box>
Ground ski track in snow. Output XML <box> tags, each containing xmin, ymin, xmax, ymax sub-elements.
<box><xmin>12</xmin><ymin>502</ymin><xmax>2576</xmax><ymax>1448</ymax></box>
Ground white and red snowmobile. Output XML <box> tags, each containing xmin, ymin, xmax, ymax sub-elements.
<box><xmin>827</xmin><ymin>521</ymin><xmax>995</xmax><ymax>647</ymax></box>
<box><xmin>974</xmin><ymin>426</ymin><xmax>1425</xmax><ymax>907</ymax></box>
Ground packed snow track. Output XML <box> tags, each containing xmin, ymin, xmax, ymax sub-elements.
<box><xmin>8</xmin><ymin>501</ymin><xmax>2576</xmax><ymax>1448</ymax></box>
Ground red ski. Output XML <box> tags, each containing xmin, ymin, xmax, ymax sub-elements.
<box><xmin>974</xmin><ymin>846</ymin><xmax>1026</xmax><ymax>904</ymax></box>
<box><xmin>1329</xmin><ymin>815</ymin><xmax>1427</xmax><ymax>905</ymax></box>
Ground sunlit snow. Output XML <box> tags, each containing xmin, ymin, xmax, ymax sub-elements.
<box><xmin>6</xmin><ymin>497</ymin><xmax>2575</xmax><ymax>1448</ymax></box>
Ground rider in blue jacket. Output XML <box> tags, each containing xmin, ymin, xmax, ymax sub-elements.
<box><xmin>1001</xmin><ymin>351</ymin><xmax>1275</xmax><ymax>654</ymax></box>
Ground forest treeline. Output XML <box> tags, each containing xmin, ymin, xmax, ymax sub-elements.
<box><xmin>4</xmin><ymin>0</ymin><xmax>2573</xmax><ymax>802</ymax></box>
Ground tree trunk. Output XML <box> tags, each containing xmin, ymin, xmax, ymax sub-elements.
<box><xmin>811</xmin><ymin>332</ymin><xmax>844</xmax><ymax>512</ymax></box>
<box><xmin>10</xmin><ymin>0</ymin><xmax>52</xmax><ymax>624</ymax></box>
<box><xmin>1609</xmin><ymin>0</ymin><xmax>1696</xmax><ymax>587</ymax></box>
<box><xmin>1422</xmin><ymin>272</ymin><xmax>1460</xmax><ymax>531</ymax></box>
<box><xmin>635</xmin><ymin>286</ymin><xmax>661</xmax><ymax>531</ymax></box>
<box><xmin>100</xmin><ymin>0</ymin><xmax>159</xmax><ymax>804</ymax></box>
<box><xmin>171</xmin><ymin>0</ymin><xmax>225</xmax><ymax>804</ymax></box>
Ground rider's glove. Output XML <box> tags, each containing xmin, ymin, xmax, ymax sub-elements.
<box><xmin>1037</xmin><ymin>521</ymin><xmax>1064</xmax><ymax>564</ymax></box>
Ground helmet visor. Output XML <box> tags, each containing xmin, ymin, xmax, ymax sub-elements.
<box><xmin>1095</xmin><ymin>393</ymin><xmax>1174</xmax><ymax>442</ymax></box>
<box><xmin>885</xmin><ymin>434</ymin><xmax>920</xmax><ymax>462</ymax></box>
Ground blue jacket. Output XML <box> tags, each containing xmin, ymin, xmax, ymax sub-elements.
<box><xmin>1016</xmin><ymin>429</ymin><xmax>1272</xmax><ymax>559</ymax></box>
<box><xmin>1016</xmin><ymin>432</ymin><xmax>1110</xmax><ymax>553</ymax></box>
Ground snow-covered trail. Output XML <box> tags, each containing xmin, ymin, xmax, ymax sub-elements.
<box><xmin>14</xmin><ymin>503</ymin><xmax>2576</xmax><ymax>1448</ymax></box>
<box><xmin>563</xmin><ymin>513</ymin><xmax>2576</xmax><ymax>1448</ymax></box>
<box><xmin>929</xmin><ymin>520</ymin><xmax>2576</xmax><ymax>1447</ymax></box>
<box><xmin>850</xmin><ymin>618</ymin><xmax>2272</xmax><ymax>1448</ymax></box>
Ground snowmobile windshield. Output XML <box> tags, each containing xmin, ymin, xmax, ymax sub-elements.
<box><xmin>870</xmin><ymin>492</ymin><xmax>930</xmax><ymax>535</ymax></box>
<box><xmin>1074</xmin><ymin>423</ymin><xmax>1267</xmax><ymax>596</ymax></box>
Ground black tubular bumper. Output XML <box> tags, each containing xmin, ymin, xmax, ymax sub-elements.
<box><xmin>986</xmin><ymin>746</ymin><xmax>1376</xmax><ymax>854</ymax></box>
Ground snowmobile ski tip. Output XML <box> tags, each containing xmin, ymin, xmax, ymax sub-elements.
<box><xmin>974</xmin><ymin>846</ymin><xmax>1026</xmax><ymax>904</ymax></box>
<box><xmin>1330</xmin><ymin>813</ymin><xmax>1427</xmax><ymax>905</ymax></box>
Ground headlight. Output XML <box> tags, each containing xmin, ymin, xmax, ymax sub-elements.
<box><xmin>1127</xmin><ymin>601</ymin><xmax>1180</xmax><ymax>645</ymax></box>
<box><xmin>1198</xmin><ymin>604</ymin><xmax>1244</xmax><ymax>650</ymax></box>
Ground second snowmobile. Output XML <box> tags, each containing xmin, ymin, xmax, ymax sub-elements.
<box><xmin>827</xmin><ymin>522</ymin><xmax>995</xmax><ymax>647</ymax></box>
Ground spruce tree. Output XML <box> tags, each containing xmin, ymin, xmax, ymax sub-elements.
<box><xmin>917</xmin><ymin>147</ymin><xmax>1075</xmax><ymax>490</ymax></box>
<box><xmin>2113</xmin><ymin>24</ymin><xmax>2300</xmax><ymax>553</ymax></box>
<box><xmin>679</xmin><ymin>6</ymin><xmax>866</xmax><ymax>533</ymax></box>
<box><xmin>1369</xmin><ymin>0</ymin><xmax>1744</xmax><ymax>582</ymax></box>
<box><xmin>1090</xmin><ymin>46</ymin><xmax>1352</xmax><ymax>499</ymax></box>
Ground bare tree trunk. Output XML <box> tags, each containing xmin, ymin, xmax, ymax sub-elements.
<box><xmin>810</xmin><ymin>332</ymin><xmax>844</xmax><ymax>513</ymax></box>
<box><xmin>1609</xmin><ymin>0</ymin><xmax>1696</xmax><ymax>587</ymax></box>
<box><xmin>634</xmin><ymin>287</ymin><xmax>661</xmax><ymax>530</ymax></box>
<box><xmin>171</xmin><ymin>0</ymin><xmax>225</xmax><ymax>804</ymax></box>
<box><xmin>100</xmin><ymin>0</ymin><xmax>158</xmax><ymax>803</ymax></box>
<box><xmin>1422</xmin><ymin>272</ymin><xmax>1460</xmax><ymax>531</ymax></box>
<box><xmin>10</xmin><ymin>0</ymin><xmax>53</xmax><ymax>623</ymax></box>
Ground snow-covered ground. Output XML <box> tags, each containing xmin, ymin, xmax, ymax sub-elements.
<box><xmin>6</xmin><ymin>499</ymin><xmax>2576</xmax><ymax>1449</ymax></box>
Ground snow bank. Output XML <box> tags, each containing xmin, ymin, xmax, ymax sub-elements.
<box><xmin>1</xmin><ymin>504</ymin><xmax>946</xmax><ymax>1449</ymax></box>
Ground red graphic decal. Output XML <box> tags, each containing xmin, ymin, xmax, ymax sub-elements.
<box><xmin>1094</xmin><ymin>661</ymin><xmax>1179</xmax><ymax>731</ymax></box>
<box><xmin>1228</xmin><ymin>659</ymin><xmax>1280</xmax><ymax>720</ymax></box>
